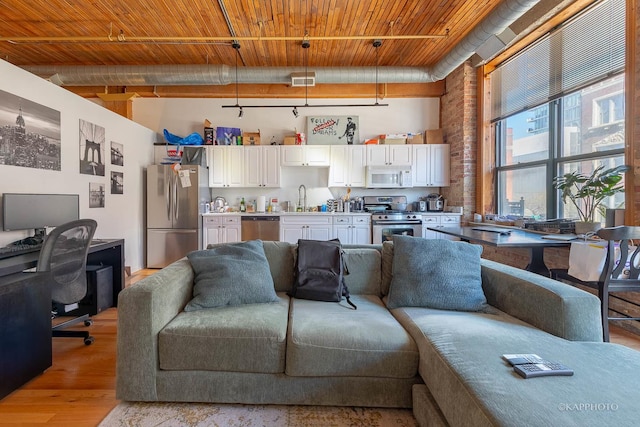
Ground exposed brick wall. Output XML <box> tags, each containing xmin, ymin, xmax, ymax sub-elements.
<box><xmin>441</xmin><ymin>62</ymin><xmax>477</xmax><ymax>224</ymax></box>
<box><xmin>634</xmin><ymin>1</ymin><xmax>640</xmax><ymax>226</ymax></box>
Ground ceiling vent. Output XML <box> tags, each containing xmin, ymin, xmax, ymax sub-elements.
<box><xmin>291</xmin><ymin>72</ymin><xmax>316</xmax><ymax>87</ymax></box>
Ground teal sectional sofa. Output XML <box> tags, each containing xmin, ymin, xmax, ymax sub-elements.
<box><xmin>116</xmin><ymin>240</ymin><xmax>640</xmax><ymax>426</ymax></box>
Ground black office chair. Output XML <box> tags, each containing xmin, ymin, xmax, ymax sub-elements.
<box><xmin>37</xmin><ymin>219</ymin><xmax>97</xmax><ymax>345</ymax></box>
<box><xmin>551</xmin><ymin>226</ymin><xmax>640</xmax><ymax>342</ymax></box>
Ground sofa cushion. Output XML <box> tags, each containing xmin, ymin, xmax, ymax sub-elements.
<box><xmin>159</xmin><ymin>293</ymin><xmax>289</xmax><ymax>373</ymax></box>
<box><xmin>381</xmin><ymin>241</ymin><xmax>394</xmax><ymax>296</ymax></box>
<box><xmin>393</xmin><ymin>306</ymin><xmax>640</xmax><ymax>426</ymax></box>
<box><xmin>386</xmin><ymin>236</ymin><xmax>487</xmax><ymax>311</ymax></box>
<box><xmin>342</xmin><ymin>248</ymin><xmax>382</xmax><ymax>295</ymax></box>
<box><xmin>186</xmin><ymin>240</ymin><xmax>279</xmax><ymax>310</ymax></box>
<box><xmin>262</xmin><ymin>241</ymin><xmax>296</xmax><ymax>293</ymax></box>
<box><xmin>286</xmin><ymin>295</ymin><xmax>419</xmax><ymax>378</ymax></box>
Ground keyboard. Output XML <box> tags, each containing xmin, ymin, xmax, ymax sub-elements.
<box><xmin>0</xmin><ymin>243</ymin><xmax>43</xmax><ymax>260</ymax></box>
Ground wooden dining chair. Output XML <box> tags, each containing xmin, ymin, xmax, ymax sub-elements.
<box><xmin>551</xmin><ymin>226</ymin><xmax>640</xmax><ymax>342</ymax></box>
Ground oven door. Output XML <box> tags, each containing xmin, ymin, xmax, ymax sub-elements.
<box><xmin>372</xmin><ymin>222</ymin><xmax>422</xmax><ymax>244</ymax></box>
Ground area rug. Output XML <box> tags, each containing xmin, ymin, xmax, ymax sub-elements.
<box><xmin>99</xmin><ymin>402</ymin><xmax>418</xmax><ymax>427</ymax></box>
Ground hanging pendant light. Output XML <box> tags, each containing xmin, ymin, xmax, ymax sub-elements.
<box><xmin>232</xmin><ymin>42</ymin><xmax>242</xmax><ymax>118</ymax></box>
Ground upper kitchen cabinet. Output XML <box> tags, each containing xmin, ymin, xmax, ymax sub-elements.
<box><xmin>207</xmin><ymin>146</ymin><xmax>244</xmax><ymax>187</ymax></box>
<box><xmin>412</xmin><ymin>144</ymin><xmax>450</xmax><ymax>187</ymax></box>
<box><xmin>244</xmin><ymin>146</ymin><xmax>281</xmax><ymax>188</ymax></box>
<box><xmin>366</xmin><ymin>145</ymin><xmax>412</xmax><ymax>166</ymax></box>
<box><xmin>329</xmin><ymin>145</ymin><xmax>366</xmax><ymax>187</ymax></box>
<box><xmin>281</xmin><ymin>145</ymin><xmax>331</xmax><ymax>167</ymax></box>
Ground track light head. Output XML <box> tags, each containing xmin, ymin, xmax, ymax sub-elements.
<box><xmin>301</xmin><ymin>40</ymin><xmax>311</xmax><ymax>49</ymax></box>
<box><xmin>373</xmin><ymin>39</ymin><xmax>382</xmax><ymax>48</ymax></box>
<box><xmin>238</xmin><ymin>106</ymin><xmax>243</xmax><ymax>118</ymax></box>
<box><xmin>232</xmin><ymin>42</ymin><xmax>241</xmax><ymax>50</ymax></box>
<box><xmin>292</xmin><ymin>107</ymin><xmax>299</xmax><ymax>118</ymax></box>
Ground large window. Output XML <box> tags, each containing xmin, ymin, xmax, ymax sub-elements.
<box><xmin>491</xmin><ymin>0</ymin><xmax>625</xmax><ymax>221</ymax></box>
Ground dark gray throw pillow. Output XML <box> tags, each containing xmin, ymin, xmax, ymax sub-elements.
<box><xmin>185</xmin><ymin>240</ymin><xmax>278</xmax><ymax>311</ymax></box>
<box><xmin>386</xmin><ymin>235</ymin><xmax>487</xmax><ymax>311</ymax></box>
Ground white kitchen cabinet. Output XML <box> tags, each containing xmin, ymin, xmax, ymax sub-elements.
<box><xmin>333</xmin><ymin>215</ymin><xmax>371</xmax><ymax>244</ymax></box>
<box><xmin>412</xmin><ymin>144</ymin><xmax>450</xmax><ymax>187</ymax></box>
<box><xmin>243</xmin><ymin>146</ymin><xmax>281</xmax><ymax>188</ymax></box>
<box><xmin>422</xmin><ymin>213</ymin><xmax>461</xmax><ymax>240</ymax></box>
<box><xmin>281</xmin><ymin>145</ymin><xmax>331</xmax><ymax>167</ymax></box>
<box><xmin>202</xmin><ymin>215</ymin><xmax>241</xmax><ymax>248</ymax></box>
<box><xmin>207</xmin><ymin>146</ymin><xmax>244</xmax><ymax>187</ymax></box>
<box><xmin>328</xmin><ymin>145</ymin><xmax>366</xmax><ymax>187</ymax></box>
<box><xmin>280</xmin><ymin>215</ymin><xmax>333</xmax><ymax>243</ymax></box>
<box><xmin>366</xmin><ymin>144</ymin><xmax>412</xmax><ymax>166</ymax></box>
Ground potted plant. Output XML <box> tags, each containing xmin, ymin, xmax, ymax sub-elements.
<box><xmin>552</xmin><ymin>164</ymin><xmax>630</xmax><ymax>234</ymax></box>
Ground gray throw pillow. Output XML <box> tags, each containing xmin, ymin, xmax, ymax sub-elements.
<box><xmin>386</xmin><ymin>235</ymin><xmax>487</xmax><ymax>311</ymax></box>
<box><xmin>185</xmin><ymin>240</ymin><xmax>279</xmax><ymax>311</ymax></box>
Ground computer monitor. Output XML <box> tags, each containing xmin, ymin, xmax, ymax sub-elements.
<box><xmin>2</xmin><ymin>193</ymin><xmax>80</xmax><ymax>237</ymax></box>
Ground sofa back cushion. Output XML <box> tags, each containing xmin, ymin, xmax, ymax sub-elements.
<box><xmin>261</xmin><ymin>241</ymin><xmax>382</xmax><ymax>295</ymax></box>
<box><xmin>262</xmin><ymin>241</ymin><xmax>296</xmax><ymax>293</ymax></box>
<box><xmin>342</xmin><ymin>248</ymin><xmax>382</xmax><ymax>295</ymax></box>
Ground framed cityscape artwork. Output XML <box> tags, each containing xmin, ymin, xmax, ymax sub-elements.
<box><xmin>0</xmin><ymin>89</ymin><xmax>61</xmax><ymax>170</ymax></box>
<box><xmin>79</xmin><ymin>119</ymin><xmax>106</xmax><ymax>176</ymax></box>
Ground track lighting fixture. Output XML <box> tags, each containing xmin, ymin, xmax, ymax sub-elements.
<box><xmin>238</xmin><ymin>106</ymin><xmax>243</xmax><ymax>118</ymax></box>
<box><xmin>292</xmin><ymin>107</ymin><xmax>299</xmax><ymax>118</ymax></box>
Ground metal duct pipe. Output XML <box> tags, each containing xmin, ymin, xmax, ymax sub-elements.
<box><xmin>24</xmin><ymin>64</ymin><xmax>433</xmax><ymax>86</ymax></box>
<box><xmin>426</xmin><ymin>0</ymin><xmax>540</xmax><ymax>81</ymax></box>
<box><xmin>22</xmin><ymin>0</ymin><xmax>540</xmax><ymax>87</ymax></box>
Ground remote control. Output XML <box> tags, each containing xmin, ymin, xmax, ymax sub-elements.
<box><xmin>514</xmin><ymin>362</ymin><xmax>574</xmax><ymax>379</ymax></box>
<box><xmin>502</xmin><ymin>354</ymin><xmax>545</xmax><ymax>366</ymax></box>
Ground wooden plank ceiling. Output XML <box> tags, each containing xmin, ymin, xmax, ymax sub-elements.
<box><xmin>0</xmin><ymin>0</ymin><xmax>503</xmax><ymax>97</ymax></box>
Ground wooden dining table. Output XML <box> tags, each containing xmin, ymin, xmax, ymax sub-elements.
<box><xmin>426</xmin><ymin>225</ymin><xmax>574</xmax><ymax>276</ymax></box>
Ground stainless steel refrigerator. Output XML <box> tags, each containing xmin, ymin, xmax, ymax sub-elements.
<box><xmin>146</xmin><ymin>165</ymin><xmax>208</xmax><ymax>268</ymax></box>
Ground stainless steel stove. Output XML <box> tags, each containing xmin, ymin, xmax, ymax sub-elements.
<box><xmin>364</xmin><ymin>196</ymin><xmax>422</xmax><ymax>244</ymax></box>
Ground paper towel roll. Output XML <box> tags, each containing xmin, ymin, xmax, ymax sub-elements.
<box><xmin>257</xmin><ymin>196</ymin><xmax>266</xmax><ymax>213</ymax></box>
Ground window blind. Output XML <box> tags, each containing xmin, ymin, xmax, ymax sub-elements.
<box><xmin>490</xmin><ymin>0</ymin><xmax>625</xmax><ymax>121</ymax></box>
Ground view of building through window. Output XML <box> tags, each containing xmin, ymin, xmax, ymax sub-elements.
<box><xmin>496</xmin><ymin>75</ymin><xmax>625</xmax><ymax>221</ymax></box>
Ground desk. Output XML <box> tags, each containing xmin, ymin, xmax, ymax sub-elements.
<box><xmin>0</xmin><ymin>271</ymin><xmax>52</xmax><ymax>399</ymax></box>
<box><xmin>0</xmin><ymin>239</ymin><xmax>125</xmax><ymax>308</ymax></box>
<box><xmin>426</xmin><ymin>226</ymin><xmax>571</xmax><ymax>276</ymax></box>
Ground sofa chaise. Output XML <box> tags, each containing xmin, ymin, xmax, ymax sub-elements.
<box><xmin>116</xmin><ymin>239</ymin><xmax>640</xmax><ymax>426</ymax></box>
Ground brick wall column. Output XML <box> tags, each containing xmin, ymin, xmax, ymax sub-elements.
<box><xmin>441</xmin><ymin>61</ymin><xmax>477</xmax><ymax>223</ymax></box>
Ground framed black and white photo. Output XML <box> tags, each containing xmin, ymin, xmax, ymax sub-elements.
<box><xmin>79</xmin><ymin>119</ymin><xmax>106</xmax><ymax>176</ymax></box>
<box><xmin>307</xmin><ymin>115</ymin><xmax>359</xmax><ymax>145</ymax></box>
<box><xmin>111</xmin><ymin>141</ymin><xmax>124</xmax><ymax>166</ymax></box>
<box><xmin>89</xmin><ymin>182</ymin><xmax>105</xmax><ymax>208</ymax></box>
<box><xmin>0</xmin><ymin>89</ymin><xmax>61</xmax><ymax>170</ymax></box>
<box><xmin>111</xmin><ymin>171</ymin><xmax>123</xmax><ymax>194</ymax></box>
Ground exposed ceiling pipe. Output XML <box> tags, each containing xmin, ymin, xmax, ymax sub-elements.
<box><xmin>21</xmin><ymin>0</ymin><xmax>540</xmax><ymax>87</ymax></box>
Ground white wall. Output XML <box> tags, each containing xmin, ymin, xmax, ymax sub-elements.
<box><xmin>134</xmin><ymin>97</ymin><xmax>440</xmax><ymax>144</ymax></box>
<box><xmin>0</xmin><ymin>60</ymin><xmax>156</xmax><ymax>272</ymax></box>
<box><xmin>133</xmin><ymin>97</ymin><xmax>442</xmax><ymax>207</ymax></box>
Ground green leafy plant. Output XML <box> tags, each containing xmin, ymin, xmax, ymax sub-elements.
<box><xmin>552</xmin><ymin>164</ymin><xmax>629</xmax><ymax>223</ymax></box>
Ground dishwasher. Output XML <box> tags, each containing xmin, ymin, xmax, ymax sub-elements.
<box><xmin>241</xmin><ymin>216</ymin><xmax>280</xmax><ymax>241</ymax></box>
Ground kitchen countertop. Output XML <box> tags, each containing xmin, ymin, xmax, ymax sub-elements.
<box><xmin>202</xmin><ymin>211</ymin><xmax>462</xmax><ymax>216</ymax></box>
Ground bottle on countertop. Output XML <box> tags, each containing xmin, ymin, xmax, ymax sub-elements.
<box><xmin>240</xmin><ymin>197</ymin><xmax>246</xmax><ymax>212</ymax></box>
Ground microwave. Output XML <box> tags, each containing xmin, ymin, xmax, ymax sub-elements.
<box><xmin>365</xmin><ymin>166</ymin><xmax>412</xmax><ymax>188</ymax></box>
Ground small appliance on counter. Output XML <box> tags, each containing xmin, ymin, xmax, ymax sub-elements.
<box><xmin>426</xmin><ymin>194</ymin><xmax>444</xmax><ymax>212</ymax></box>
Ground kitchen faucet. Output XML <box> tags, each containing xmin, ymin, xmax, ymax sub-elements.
<box><xmin>298</xmin><ymin>184</ymin><xmax>307</xmax><ymax>212</ymax></box>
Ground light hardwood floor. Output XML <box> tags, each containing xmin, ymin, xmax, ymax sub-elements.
<box><xmin>0</xmin><ymin>269</ymin><xmax>639</xmax><ymax>426</ymax></box>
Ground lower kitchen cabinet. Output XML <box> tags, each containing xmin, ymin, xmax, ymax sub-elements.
<box><xmin>333</xmin><ymin>215</ymin><xmax>371</xmax><ymax>244</ymax></box>
<box><xmin>422</xmin><ymin>214</ymin><xmax>461</xmax><ymax>240</ymax></box>
<box><xmin>202</xmin><ymin>215</ymin><xmax>241</xmax><ymax>248</ymax></box>
<box><xmin>280</xmin><ymin>215</ymin><xmax>333</xmax><ymax>243</ymax></box>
